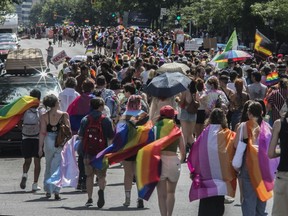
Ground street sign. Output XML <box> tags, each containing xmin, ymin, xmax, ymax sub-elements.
<box><xmin>160</xmin><ymin>8</ymin><xmax>167</xmax><ymax>16</ymax></box>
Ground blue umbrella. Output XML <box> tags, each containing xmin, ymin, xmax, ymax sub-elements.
<box><xmin>145</xmin><ymin>72</ymin><xmax>191</xmax><ymax>98</ymax></box>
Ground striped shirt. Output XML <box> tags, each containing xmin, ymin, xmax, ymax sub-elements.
<box><xmin>267</xmin><ymin>88</ymin><xmax>288</xmax><ymax>122</ymax></box>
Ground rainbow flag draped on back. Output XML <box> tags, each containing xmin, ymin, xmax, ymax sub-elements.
<box><xmin>67</xmin><ymin>93</ymin><xmax>94</xmax><ymax>133</ymax></box>
<box><xmin>0</xmin><ymin>96</ymin><xmax>39</xmax><ymax>136</ymax></box>
<box><xmin>136</xmin><ymin>119</ymin><xmax>182</xmax><ymax>201</ymax></box>
<box><xmin>187</xmin><ymin>125</ymin><xmax>237</xmax><ymax>201</ymax></box>
<box><xmin>265</xmin><ymin>71</ymin><xmax>279</xmax><ymax>87</ymax></box>
<box><xmin>245</xmin><ymin>120</ymin><xmax>279</xmax><ymax>202</ymax></box>
<box><xmin>90</xmin><ymin>120</ymin><xmax>154</xmax><ymax>170</ymax></box>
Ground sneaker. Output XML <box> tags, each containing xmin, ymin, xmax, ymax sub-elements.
<box><xmin>123</xmin><ymin>198</ymin><xmax>130</xmax><ymax>207</ymax></box>
<box><xmin>224</xmin><ymin>196</ymin><xmax>235</xmax><ymax>204</ymax></box>
<box><xmin>32</xmin><ymin>183</ymin><xmax>41</xmax><ymax>192</ymax></box>
<box><xmin>20</xmin><ymin>174</ymin><xmax>27</xmax><ymax>189</ymax></box>
<box><xmin>85</xmin><ymin>198</ymin><xmax>93</xmax><ymax>207</ymax></box>
<box><xmin>97</xmin><ymin>189</ymin><xmax>105</xmax><ymax>208</ymax></box>
<box><xmin>46</xmin><ymin>192</ymin><xmax>51</xmax><ymax>198</ymax></box>
<box><xmin>137</xmin><ymin>199</ymin><xmax>144</xmax><ymax>208</ymax></box>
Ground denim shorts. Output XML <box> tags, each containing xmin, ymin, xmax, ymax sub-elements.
<box><xmin>179</xmin><ymin>108</ymin><xmax>197</xmax><ymax>122</ymax></box>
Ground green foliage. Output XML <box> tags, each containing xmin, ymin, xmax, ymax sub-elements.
<box><xmin>251</xmin><ymin>0</ymin><xmax>288</xmax><ymax>35</ymax></box>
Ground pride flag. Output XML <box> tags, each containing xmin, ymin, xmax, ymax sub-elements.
<box><xmin>187</xmin><ymin>125</ymin><xmax>237</xmax><ymax>201</ymax></box>
<box><xmin>85</xmin><ymin>44</ymin><xmax>94</xmax><ymax>54</ymax></box>
<box><xmin>136</xmin><ymin>119</ymin><xmax>181</xmax><ymax>201</ymax></box>
<box><xmin>245</xmin><ymin>120</ymin><xmax>279</xmax><ymax>202</ymax></box>
<box><xmin>67</xmin><ymin>93</ymin><xmax>94</xmax><ymax>133</ymax></box>
<box><xmin>90</xmin><ymin>120</ymin><xmax>154</xmax><ymax>170</ymax></box>
<box><xmin>0</xmin><ymin>96</ymin><xmax>39</xmax><ymax>136</ymax></box>
<box><xmin>46</xmin><ymin>135</ymin><xmax>79</xmax><ymax>188</ymax></box>
<box><xmin>266</xmin><ymin>71</ymin><xmax>279</xmax><ymax>86</ymax></box>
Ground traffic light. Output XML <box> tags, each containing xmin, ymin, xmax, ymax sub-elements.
<box><xmin>176</xmin><ymin>13</ymin><xmax>181</xmax><ymax>21</ymax></box>
<box><xmin>53</xmin><ymin>12</ymin><xmax>57</xmax><ymax>20</ymax></box>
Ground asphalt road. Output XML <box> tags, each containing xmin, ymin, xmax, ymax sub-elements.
<box><xmin>0</xmin><ymin>37</ymin><xmax>273</xmax><ymax>216</ymax></box>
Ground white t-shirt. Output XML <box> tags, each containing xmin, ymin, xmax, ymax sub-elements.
<box><xmin>59</xmin><ymin>88</ymin><xmax>80</xmax><ymax>111</ymax></box>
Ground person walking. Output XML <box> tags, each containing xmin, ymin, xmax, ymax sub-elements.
<box><xmin>78</xmin><ymin>97</ymin><xmax>114</xmax><ymax>208</ymax></box>
<box><xmin>155</xmin><ymin>105</ymin><xmax>185</xmax><ymax>216</ymax></box>
<box><xmin>233</xmin><ymin>101</ymin><xmax>278</xmax><ymax>216</ymax></box>
<box><xmin>46</xmin><ymin>41</ymin><xmax>54</xmax><ymax>69</ymax></box>
<box><xmin>187</xmin><ymin>108</ymin><xmax>236</xmax><ymax>216</ymax></box>
<box><xmin>268</xmin><ymin>98</ymin><xmax>288</xmax><ymax>216</ymax></box>
<box><xmin>58</xmin><ymin>77</ymin><xmax>80</xmax><ymax>112</ymax></box>
<box><xmin>120</xmin><ymin>95</ymin><xmax>149</xmax><ymax>208</ymax></box>
<box><xmin>20</xmin><ymin>89</ymin><xmax>42</xmax><ymax>192</ymax></box>
<box><xmin>38</xmin><ymin>94</ymin><xmax>71</xmax><ymax>200</ymax></box>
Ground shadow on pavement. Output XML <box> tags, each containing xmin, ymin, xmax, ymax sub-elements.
<box><xmin>106</xmin><ymin>182</ymin><xmax>124</xmax><ymax>187</ymax></box>
<box><xmin>0</xmin><ymin>190</ymin><xmax>30</xmax><ymax>194</ymax></box>
<box><xmin>59</xmin><ymin>206</ymin><xmax>148</xmax><ymax>211</ymax></box>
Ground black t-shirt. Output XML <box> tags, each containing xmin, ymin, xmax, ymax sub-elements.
<box><xmin>278</xmin><ymin>118</ymin><xmax>288</xmax><ymax>171</ymax></box>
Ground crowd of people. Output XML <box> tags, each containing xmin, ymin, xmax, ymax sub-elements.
<box><xmin>16</xmin><ymin>25</ymin><xmax>288</xmax><ymax>216</ymax></box>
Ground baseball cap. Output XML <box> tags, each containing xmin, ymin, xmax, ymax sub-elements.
<box><xmin>160</xmin><ymin>105</ymin><xmax>178</xmax><ymax>119</ymax></box>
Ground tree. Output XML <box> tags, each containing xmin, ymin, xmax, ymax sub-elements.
<box><xmin>251</xmin><ymin>0</ymin><xmax>288</xmax><ymax>37</ymax></box>
<box><xmin>29</xmin><ymin>3</ymin><xmax>43</xmax><ymax>26</ymax></box>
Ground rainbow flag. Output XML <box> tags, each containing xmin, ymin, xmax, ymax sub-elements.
<box><xmin>90</xmin><ymin>120</ymin><xmax>154</xmax><ymax>170</ymax></box>
<box><xmin>115</xmin><ymin>55</ymin><xmax>119</xmax><ymax>64</ymax></box>
<box><xmin>67</xmin><ymin>93</ymin><xmax>95</xmax><ymax>133</ymax></box>
<box><xmin>245</xmin><ymin>120</ymin><xmax>279</xmax><ymax>202</ymax></box>
<box><xmin>266</xmin><ymin>71</ymin><xmax>279</xmax><ymax>86</ymax></box>
<box><xmin>0</xmin><ymin>96</ymin><xmax>39</xmax><ymax>136</ymax></box>
<box><xmin>187</xmin><ymin>125</ymin><xmax>237</xmax><ymax>201</ymax></box>
<box><xmin>136</xmin><ymin>119</ymin><xmax>181</xmax><ymax>201</ymax></box>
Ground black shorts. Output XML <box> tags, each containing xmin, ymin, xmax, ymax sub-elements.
<box><xmin>196</xmin><ymin>110</ymin><xmax>206</xmax><ymax>124</ymax></box>
<box><xmin>21</xmin><ymin>138</ymin><xmax>40</xmax><ymax>159</ymax></box>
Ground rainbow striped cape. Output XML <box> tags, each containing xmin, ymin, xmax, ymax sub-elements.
<box><xmin>136</xmin><ymin>119</ymin><xmax>182</xmax><ymax>201</ymax></box>
<box><xmin>266</xmin><ymin>71</ymin><xmax>279</xmax><ymax>86</ymax></box>
<box><xmin>0</xmin><ymin>96</ymin><xmax>39</xmax><ymax>136</ymax></box>
<box><xmin>90</xmin><ymin>120</ymin><xmax>154</xmax><ymax>170</ymax></box>
<box><xmin>245</xmin><ymin>120</ymin><xmax>279</xmax><ymax>202</ymax></box>
<box><xmin>187</xmin><ymin>125</ymin><xmax>237</xmax><ymax>201</ymax></box>
<box><xmin>67</xmin><ymin>93</ymin><xmax>93</xmax><ymax>133</ymax></box>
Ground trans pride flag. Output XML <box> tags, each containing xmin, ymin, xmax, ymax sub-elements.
<box><xmin>245</xmin><ymin>120</ymin><xmax>279</xmax><ymax>202</ymax></box>
<box><xmin>187</xmin><ymin>125</ymin><xmax>237</xmax><ymax>201</ymax></box>
<box><xmin>136</xmin><ymin>119</ymin><xmax>182</xmax><ymax>201</ymax></box>
<box><xmin>90</xmin><ymin>120</ymin><xmax>154</xmax><ymax>170</ymax></box>
<box><xmin>46</xmin><ymin>135</ymin><xmax>79</xmax><ymax>188</ymax></box>
<box><xmin>0</xmin><ymin>96</ymin><xmax>39</xmax><ymax>136</ymax></box>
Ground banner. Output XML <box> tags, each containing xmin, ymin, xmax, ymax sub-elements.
<box><xmin>51</xmin><ymin>50</ymin><xmax>68</xmax><ymax>67</ymax></box>
<box><xmin>254</xmin><ymin>29</ymin><xmax>273</xmax><ymax>59</ymax></box>
<box><xmin>185</xmin><ymin>40</ymin><xmax>200</xmax><ymax>51</ymax></box>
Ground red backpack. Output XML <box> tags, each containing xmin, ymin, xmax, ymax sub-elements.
<box><xmin>83</xmin><ymin>114</ymin><xmax>106</xmax><ymax>156</ymax></box>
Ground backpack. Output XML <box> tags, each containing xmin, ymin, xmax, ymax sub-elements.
<box><xmin>186</xmin><ymin>94</ymin><xmax>199</xmax><ymax>114</ymax></box>
<box><xmin>55</xmin><ymin>115</ymin><xmax>72</xmax><ymax>147</ymax></box>
<box><xmin>22</xmin><ymin>108</ymin><xmax>40</xmax><ymax>137</ymax></box>
<box><xmin>83</xmin><ymin>114</ymin><xmax>106</xmax><ymax>156</ymax></box>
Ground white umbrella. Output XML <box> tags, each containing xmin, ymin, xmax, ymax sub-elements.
<box><xmin>156</xmin><ymin>62</ymin><xmax>189</xmax><ymax>75</ymax></box>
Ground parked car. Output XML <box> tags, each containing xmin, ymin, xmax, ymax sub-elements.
<box><xmin>0</xmin><ymin>72</ymin><xmax>62</xmax><ymax>150</ymax></box>
<box><xmin>0</xmin><ymin>41</ymin><xmax>17</xmax><ymax>62</ymax></box>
